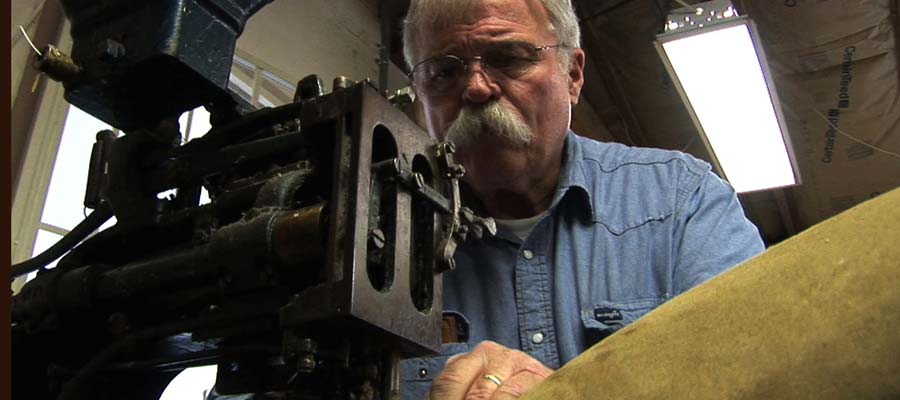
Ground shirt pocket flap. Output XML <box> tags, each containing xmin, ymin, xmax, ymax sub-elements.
<box><xmin>580</xmin><ymin>298</ymin><xmax>660</xmax><ymax>331</ymax></box>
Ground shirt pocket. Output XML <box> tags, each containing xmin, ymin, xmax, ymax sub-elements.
<box><xmin>399</xmin><ymin>342</ymin><xmax>470</xmax><ymax>400</ymax></box>
<box><xmin>580</xmin><ymin>298</ymin><xmax>661</xmax><ymax>346</ymax></box>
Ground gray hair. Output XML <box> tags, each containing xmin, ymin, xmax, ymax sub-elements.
<box><xmin>403</xmin><ymin>0</ymin><xmax>581</xmax><ymax>70</ymax></box>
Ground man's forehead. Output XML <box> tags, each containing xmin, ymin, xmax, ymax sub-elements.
<box><xmin>419</xmin><ymin>0</ymin><xmax>553</xmax><ymax>53</ymax></box>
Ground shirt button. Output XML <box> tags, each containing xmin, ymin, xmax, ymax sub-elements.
<box><xmin>522</xmin><ymin>249</ymin><xmax>534</xmax><ymax>260</ymax></box>
<box><xmin>531</xmin><ymin>332</ymin><xmax>544</xmax><ymax>344</ymax></box>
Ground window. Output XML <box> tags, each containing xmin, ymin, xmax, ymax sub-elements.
<box><xmin>230</xmin><ymin>51</ymin><xmax>295</xmax><ymax>108</ymax></box>
<box><xmin>12</xmin><ymin>50</ymin><xmax>296</xmax><ymax>398</ymax></box>
<box><xmin>159</xmin><ymin>365</ymin><xmax>218</xmax><ymax>400</ymax></box>
<box><xmin>17</xmin><ymin>106</ymin><xmax>115</xmax><ymax>284</ymax></box>
<box><xmin>15</xmin><ymin>53</ymin><xmax>295</xmax><ymax>287</ymax></box>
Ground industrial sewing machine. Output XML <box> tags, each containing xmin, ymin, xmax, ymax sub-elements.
<box><xmin>11</xmin><ymin>1</ymin><xmax>494</xmax><ymax>399</ymax></box>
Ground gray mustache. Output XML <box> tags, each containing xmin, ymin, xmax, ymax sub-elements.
<box><xmin>445</xmin><ymin>102</ymin><xmax>533</xmax><ymax>148</ymax></box>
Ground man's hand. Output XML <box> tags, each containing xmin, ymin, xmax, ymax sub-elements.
<box><xmin>428</xmin><ymin>341</ymin><xmax>553</xmax><ymax>400</ymax></box>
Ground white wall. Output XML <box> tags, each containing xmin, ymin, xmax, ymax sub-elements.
<box><xmin>237</xmin><ymin>0</ymin><xmax>409</xmax><ymax>94</ymax></box>
<box><xmin>10</xmin><ymin>0</ymin><xmax>407</xmax><ymax>284</ymax></box>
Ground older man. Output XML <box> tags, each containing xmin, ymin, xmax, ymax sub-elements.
<box><xmin>400</xmin><ymin>0</ymin><xmax>765</xmax><ymax>398</ymax></box>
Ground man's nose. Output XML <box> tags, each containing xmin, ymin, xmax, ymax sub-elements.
<box><xmin>462</xmin><ymin>61</ymin><xmax>499</xmax><ymax>104</ymax></box>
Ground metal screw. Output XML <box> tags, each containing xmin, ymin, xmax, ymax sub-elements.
<box><xmin>369</xmin><ymin>229</ymin><xmax>386</xmax><ymax>249</ymax></box>
<box><xmin>443</xmin><ymin>141</ymin><xmax>457</xmax><ymax>154</ymax></box>
<box><xmin>412</xmin><ymin>173</ymin><xmax>426</xmax><ymax>189</ymax></box>
<box><xmin>298</xmin><ymin>354</ymin><xmax>316</xmax><ymax>372</ymax></box>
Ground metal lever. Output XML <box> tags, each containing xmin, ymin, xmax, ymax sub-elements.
<box><xmin>431</xmin><ymin>142</ymin><xmax>496</xmax><ymax>272</ymax></box>
<box><xmin>376</xmin><ymin>142</ymin><xmax>496</xmax><ymax>272</ymax></box>
<box><xmin>436</xmin><ymin>142</ymin><xmax>464</xmax><ymax>272</ymax></box>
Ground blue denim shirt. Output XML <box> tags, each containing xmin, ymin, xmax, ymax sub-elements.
<box><xmin>400</xmin><ymin>132</ymin><xmax>765</xmax><ymax>398</ymax></box>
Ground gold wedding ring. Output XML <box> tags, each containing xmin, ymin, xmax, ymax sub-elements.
<box><xmin>483</xmin><ymin>373</ymin><xmax>503</xmax><ymax>387</ymax></box>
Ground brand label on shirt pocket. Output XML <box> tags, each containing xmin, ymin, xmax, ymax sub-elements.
<box><xmin>581</xmin><ymin>298</ymin><xmax>662</xmax><ymax>340</ymax></box>
<box><xmin>593</xmin><ymin>307</ymin><xmax>624</xmax><ymax>325</ymax></box>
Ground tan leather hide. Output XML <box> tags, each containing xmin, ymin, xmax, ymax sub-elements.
<box><xmin>523</xmin><ymin>188</ymin><xmax>900</xmax><ymax>400</ymax></box>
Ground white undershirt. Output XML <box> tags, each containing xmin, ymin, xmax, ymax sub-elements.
<box><xmin>493</xmin><ymin>211</ymin><xmax>549</xmax><ymax>242</ymax></box>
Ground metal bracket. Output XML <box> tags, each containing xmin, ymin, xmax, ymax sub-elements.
<box><xmin>384</xmin><ymin>142</ymin><xmax>496</xmax><ymax>272</ymax></box>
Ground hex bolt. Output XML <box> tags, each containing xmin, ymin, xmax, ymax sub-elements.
<box><xmin>294</xmin><ymin>74</ymin><xmax>325</xmax><ymax>102</ymax></box>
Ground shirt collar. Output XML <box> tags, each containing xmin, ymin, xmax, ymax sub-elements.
<box><xmin>550</xmin><ymin>131</ymin><xmax>596</xmax><ymax>221</ymax></box>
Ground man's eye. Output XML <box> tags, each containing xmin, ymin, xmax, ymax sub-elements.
<box><xmin>486</xmin><ymin>54</ymin><xmax>535</xmax><ymax>74</ymax></box>
<box><xmin>489</xmin><ymin>55</ymin><xmax>530</xmax><ymax>68</ymax></box>
<box><xmin>485</xmin><ymin>44</ymin><xmax>540</xmax><ymax>73</ymax></box>
<box><xmin>426</xmin><ymin>60</ymin><xmax>461</xmax><ymax>81</ymax></box>
<box><xmin>433</xmin><ymin>66</ymin><xmax>455</xmax><ymax>79</ymax></box>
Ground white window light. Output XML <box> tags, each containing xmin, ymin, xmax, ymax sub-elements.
<box><xmin>655</xmin><ymin>0</ymin><xmax>799</xmax><ymax>193</ymax></box>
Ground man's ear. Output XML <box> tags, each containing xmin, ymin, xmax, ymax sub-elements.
<box><xmin>567</xmin><ymin>48</ymin><xmax>586</xmax><ymax>106</ymax></box>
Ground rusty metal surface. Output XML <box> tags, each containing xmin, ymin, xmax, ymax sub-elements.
<box><xmin>11</xmin><ymin>80</ymin><xmax>491</xmax><ymax>399</ymax></box>
<box><xmin>280</xmin><ymin>82</ymin><xmax>447</xmax><ymax>356</ymax></box>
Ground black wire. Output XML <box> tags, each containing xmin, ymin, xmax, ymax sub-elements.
<box><xmin>10</xmin><ymin>202</ymin><xmax>114</xmax><ymax>280</ymax></box>
<box><xmin>579</xmin><ymin>0</ymin><xmax>641</xmax><ymax>24</ymax></box>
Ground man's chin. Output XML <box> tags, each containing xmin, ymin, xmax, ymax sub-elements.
<box><xmin>455</xmin><ymin>137</ymin><xmax>531</xmax><ymax>172</ymax></box>
<box><xmin>449</xmin><ymin>131</ymin><xmax>531</xmax><ymax>152</ymax></box>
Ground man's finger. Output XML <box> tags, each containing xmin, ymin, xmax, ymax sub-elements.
<box><xmin>490</xmin><ymin>368</ymin><xmax>553</xmax><ymax>399</ymax></box>
<box><xmin>459</xmin><ymin>342</ymin><xmax>520</xmax><ymax>398</ymax></box>
<box><xmin>429</xmin><ymin>341</ymin><xmax>552</xmax><ymax>400</ymax></box>
<box><xmin>429</xmin><ymin>346</ymin><xmax>493</xmax><ymax>400</ymax></box>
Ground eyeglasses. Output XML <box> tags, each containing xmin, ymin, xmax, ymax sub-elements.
<box><xmin>409</xmin><ymin>41</ymin><xmax>563</xmax><ymax>97</ymax></box>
